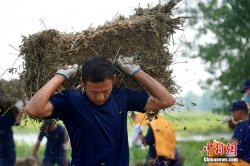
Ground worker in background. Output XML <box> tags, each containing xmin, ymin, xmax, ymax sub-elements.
<box><xmin>221</xmin><ymin>80</ymin><xmax>250</xmax><ymax>130</ymax></box>
<box><xmin>0</xmin><ymin>99</ymin><xmax>23</xmax><ymax>166</ymax></box>
<box><xmin>140</xmin><ymin>116</ymin><xmax>183</xmax><ymax>166</ymax></box>
<box><xmin>228</xmin><ymin>101</ymin><xmax>250</xmax><ymax>163</ymax></box>
<box><xmin>32</xmin><ymin>119</ymin><xmax>69</xmax><ymax>166</ymax></box>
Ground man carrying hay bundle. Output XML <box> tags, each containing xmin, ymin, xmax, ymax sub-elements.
<box><xmin>24</xmin><ymin>56</ymin><xmax>176</xmax><ymax>165</ymax></box>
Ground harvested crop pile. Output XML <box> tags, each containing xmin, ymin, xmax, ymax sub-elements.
<box><xmin>20</xmin><ymin>1</ymin><xmax>184</xmax><ymax>120</ymax></box>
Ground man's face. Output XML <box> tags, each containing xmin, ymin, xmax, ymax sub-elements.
<box><xmin>246</xmin><ymin>88</ymin><xmax>250</xmax><ymax>97</ymax></box>
<box><xmin>232</xmin><ymin>110</ymin><xmax>243</xmax><ymax>121</ymax></box>
<box><xmin>84</xmin><ymin>79</ymin><xmax>113</xmax><ymax>105</ymax></box>
<box><xmin>48</xmin><ymin>123</ymin><xmax>57</xmax><ymax>131</ymax></box>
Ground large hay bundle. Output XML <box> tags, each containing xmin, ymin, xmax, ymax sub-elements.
<box><xmin>20</xmin><ymin>1</ymin><xmax>183</xmax><ymax>98</ymax></box>
<box><xmin>0</xmin><ymin>79</ymin><xmax>24</xmax><ymax>115</ymax></box>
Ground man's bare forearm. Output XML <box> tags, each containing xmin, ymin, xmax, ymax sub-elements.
<box><xmin>32</xmin><ymin>141</ymin><xmax>41</xmax><ymax>157</ymax></box>
<box><xmin>133</xmin><ymin>70</ymin><xmax>175</xmax><ymax>107</ymax></box>
<box><xmin>24</xmin><ymin>75</ymin><xmax>65</xmax><ymax>116</ymax></box>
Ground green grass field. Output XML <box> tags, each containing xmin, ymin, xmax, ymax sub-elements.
<box><xmin>129</xmin><ymin>141</ymin><xmax>209</xmax><ymax>166</ymax></box>
<box><xmin>15</xmin><ymin>141</ymin><xmax>209</xmax><ymax>166</ymax></box>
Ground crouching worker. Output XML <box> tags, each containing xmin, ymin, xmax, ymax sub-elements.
<box><xmin>32</xmin><ymin>119</ymin><xmax>69</xmax><ymax>166</ymax></box>
<box><xmin>140</xmin><ymin>116</ymin><xmax>183</xmax><ymax>166</ymax></box>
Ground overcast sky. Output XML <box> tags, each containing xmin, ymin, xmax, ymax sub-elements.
<box><xmin>0</xmin><ymin>0</ymin><xmax>210</xmax><ymax>96</ymax></box>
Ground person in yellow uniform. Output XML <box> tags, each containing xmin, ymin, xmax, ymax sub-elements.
<box><xmin>140</xmin><ymin>116</ymin><xmax>182</xmax><ymax>166</ymax></box>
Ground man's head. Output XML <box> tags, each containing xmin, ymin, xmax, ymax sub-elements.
<box><xmin>41</xmin><ymin>119</ymin><xmax>57</xmax><ymax>132</ymax></box>
<box><xmin>228</xmin><ymin>101</ymin><xmax>248</xmax><ymax>121</ymax></box>
<box><xmin>82</xmin><ymin>56</ymin><xmax>115</xmax><ymax>105</ymax></box>
<box><xmin>240</xmin><ymin>80</ymin><xmax>250</xmax><ymax>96</ymax></box>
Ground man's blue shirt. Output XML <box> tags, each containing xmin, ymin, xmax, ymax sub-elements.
<box><xmin>49</xmin><ymin>88</ymin><xmax>149</xmax><ymax>166</ymax></box>
<box><xmin>38</xmin><ymin>124</ymin><xmax>66</xmax><ymax>158</ymax></box>
<box><xmin>234</xmin><ymin>120</ymin><xmax>250</xmax><ymax>163</ymax></box>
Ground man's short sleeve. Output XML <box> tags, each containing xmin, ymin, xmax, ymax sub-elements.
<box><xmin>38</xmin><ymin>131</ymin><xmax>45</xmax><ymax>141</ymax></box>
<box><xmin>126</xmin><ymin>89</ymin><xmax>149</xmax><ymax>113</ymax></box>
<box><xmin>49</xmin><ymin>91</ymin><xmax>69</xmax><ymax>119</ymax></box>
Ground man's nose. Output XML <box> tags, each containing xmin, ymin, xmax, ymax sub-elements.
<box><xmin>96</xmin><ymin>94</ymin><xmax>105</xmax><ymax>101</ymax></box>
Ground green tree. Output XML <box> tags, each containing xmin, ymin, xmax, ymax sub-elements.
<box><xmin>186</xmin><ymin>0</ymin><xmax>250</xmax><ymax>106</ymax></box>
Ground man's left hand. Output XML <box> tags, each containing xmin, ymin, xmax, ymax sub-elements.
<box><xmin>116</xmin><ymin>56</ymin><xmax>141</xmax><ymax>76</ymax></box>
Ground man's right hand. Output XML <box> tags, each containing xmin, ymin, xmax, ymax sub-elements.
<box><xmin>56</xmin><ymin>64</ymin><xmax>78</xmax><ymax>80</ymax></box>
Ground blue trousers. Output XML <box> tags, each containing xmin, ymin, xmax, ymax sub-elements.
<box><xmin>42</xmin><ymin>155</ymin><xmax>65</xmax><ymax>166</ymax></box>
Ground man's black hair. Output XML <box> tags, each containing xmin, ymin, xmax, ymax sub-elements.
<box><xmin>82</xmin><ymin>56</ymin><xmax>115</xmax><ymax>83</ymax></box>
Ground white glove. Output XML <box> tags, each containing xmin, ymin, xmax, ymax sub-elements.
<box><xmin>221</xmin><ymin>115</ymin><xmax>231</xmax><ymax>124</ymax></box>
<box><xmin>116</xmin><ymin>56</ymin><xmax>141</xmax><ymax>76</ymax></box>
<box><xmin>15</xmin><ymin>99</ymin><xmax>24</xmax><ymax>112</ymax></box>
<box><xmin>56</xmin><ymin>64</ymin><xmax>78</xmax><ymax>80</ymax></box>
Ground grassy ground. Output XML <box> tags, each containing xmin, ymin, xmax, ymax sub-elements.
<box><xmin>16</xmin><ymin>143</ymin><xmax>45</xmax><ymax>158</ymax></box>
<box><xmin>16</xmin><ymin>141</ymin><xmax>211</xmax><ymax>166</ymax></box>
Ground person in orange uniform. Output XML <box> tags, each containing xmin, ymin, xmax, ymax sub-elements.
<box><xmin>140</xmin><ymin>116</ymin><xmax>182</xmax><ymax>166</ymax></box>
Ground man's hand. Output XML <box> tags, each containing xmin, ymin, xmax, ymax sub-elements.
<box><xmin>56</xmin><ymin>64</ymin><xmax>78</xmax><ymax>80</ymax></box>
<box><xmin>116</xmin><ymin>56</ymin><xmax>141</xmax><ymax>76</ymax></box>
<box><xmin>221</xmin><ymin>115</ymin><xmax>231</xmax><ymax>124</ymax></box>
